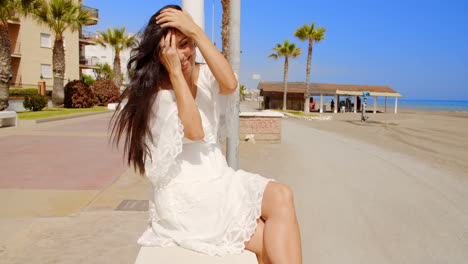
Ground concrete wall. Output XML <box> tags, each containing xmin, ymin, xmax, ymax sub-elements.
<box><xmin>239</xmin><ymin>116</ymin><xmax>282</xmax><ymax>143</ymax></box>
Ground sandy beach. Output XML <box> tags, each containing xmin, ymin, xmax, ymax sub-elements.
<box><xmin>241</xmin><ymin>100</ymin><xmax>468</xmax><ymax>177</ymax></box>
<box><xmin>303</xmin><ymin>108</ymin><xmax>468</xmax><ymax>178</ymax></box>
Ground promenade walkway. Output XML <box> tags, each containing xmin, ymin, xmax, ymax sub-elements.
<box><xmin>1</xmin><ymin>104</ymin><xmax>468</xmax><ymax>263</ymax></box>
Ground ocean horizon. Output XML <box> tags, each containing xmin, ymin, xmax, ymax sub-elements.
<box><xmin>318</xmin><ymin>97</ymin><xmax>468</xmax><ymax>112</ymax></box>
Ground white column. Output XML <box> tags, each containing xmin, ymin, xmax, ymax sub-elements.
<box><xmin>182</xmin><ymin>0</ymin><xmax>205</xmax><ymax>63</ymax></box>
<box><xmin>226</xmin><ymin>0</ymin><xmax>241</xmax><ymax>169</ymax></box>
<box><xmin>354</xmin><ymin>95</ymin><xmax>358</xmax><ymax>113</ymax></box>
<box><xmin>373</xmin><ymin>96</ymin><xmax>377</xmax><ymax>113</ymax></box>
<box><xmin>385</xmin><ymin>97</ymin><xmax>387</xmax><ymax>112</ymax></box>
<box><xmin>334</xmin><ymin>94</ymin><xmax>338</xmax><ymax>113</ymax></box>
<box><xmin>320</xmin><ymin>93</ymin><xmax>323</xmax><ymax>113</ymax></box>
<box><xmin>394</xmin><ymin>96</ymin><xmax>398</xmax><ymax>114</ymax></box>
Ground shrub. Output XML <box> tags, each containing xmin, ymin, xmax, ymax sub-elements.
<box><xmin>82</xmin><ymin>74</ymin><xmax>95</xmax><ymax>85</ymax></box>
<box><xmin>93</xmin><ymin>63</ymin><xmax>113</xmax><ymax>80</ymax></box>
<box><xmin>64</xmin><ymin>80</ymin><xmax>98</xmax><ymax>108</ymax></box>
<box><xmin>91</xmin><ymin>78</ymin><xmax>120</xmax><ymax>106</ymax></box>
<box><xmin>10</xmin><ymin>88</ymin><xmax>39</xmax><ymax>97</ymax></box>
<box><xmin>23</xmin><ymin>94</ymin><xmax>48</xmax><ymax>111</ymax></box>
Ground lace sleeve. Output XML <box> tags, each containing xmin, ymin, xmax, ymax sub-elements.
<box><xmin>211</xmin><ymin>72</ymin><xmax>239</xmax><ymax>142</ymax></box>
<box><xmin>144</xmin><ymin>90</ymin><xmax>184</xmax><ymax>189</ymax></box>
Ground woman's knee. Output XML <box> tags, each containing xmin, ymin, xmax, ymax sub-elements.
<box><xmin>262</xmin><ymin>182</ymin><xmax>295</xmax><ymax>217</ymax></box>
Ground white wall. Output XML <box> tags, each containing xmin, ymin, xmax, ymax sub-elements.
<box><xmin>82</xmin><ymin>34</ymin><xmax>136</xmax><ymax>85</ymax></box>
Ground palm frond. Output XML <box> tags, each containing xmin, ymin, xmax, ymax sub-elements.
<box><xmin>33</xmin><ymin>0</ymin><xmax>89</xmax><ymax>35</ymax></box>
<box><xmin>268</xmin><ymin>53</ymin><xmax>278</xmax><ymax>60</ymax></box>
<box><xmin>97</xmin><ymin>26</ymin><xmax>135</xmax><ymax>54</ymax></box>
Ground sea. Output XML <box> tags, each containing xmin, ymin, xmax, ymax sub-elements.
<box><xmin>321</xmin><ymin>97</ymin><xmax>468</xmax><ymax>113</ymax></box>
<box><xmin>391</xmin><ymin>99</ymin><xmax>468</xmax><ymax>112</ymax></box>
<box><xmin>374</xmin><ymin>98</ymin><xmax>468</xmax><ymax>112</ymax></box>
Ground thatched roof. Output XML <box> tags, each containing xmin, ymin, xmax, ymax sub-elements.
<box><xmin>258</xmin><ymin>81</ymin><xmax>402</xmax><ymax>97</ymax></box>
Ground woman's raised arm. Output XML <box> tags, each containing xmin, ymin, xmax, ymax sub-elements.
<box><xmin>159</xmin><ymin>30</ymin><xmax>204</xmax><ymax>141</ymax></box>
<box><xmin>156</xmin><ymin>9</ymin><xmax>238</xmax><ymax>95</ymax></box>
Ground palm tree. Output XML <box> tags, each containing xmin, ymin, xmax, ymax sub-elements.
<box><xmin>294</xmin><ymin>22</ymin><xmax>326</xmax><ymax>113</ymax></box>
<box><xmin>34</xmin><ymin>0</ymin><xmax>90</xmax><ymax>106</ymax></box>
<box><xmin>0</xmin><ymin>0</ymin><xmax>42</xmax><ymax>111</ymax></box>
<box><xmin>95</xmin><ymin>27</ymin><xmax>136</xmax><ymax>89</ymax></box>
<box><xmin>220</xmin><ymin>0</ymin><xmax>229</xmax><ymax>59</ymax></box>
<box><xmin>268</xmin><ymin>40</ymin><xmax>301</xmax><ymax>110</ymax></box>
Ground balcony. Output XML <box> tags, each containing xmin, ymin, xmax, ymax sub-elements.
<box><xmin>82</xmin><ymin>6</ymin><xmax>99</xmax><ymax>25</ymax></box>
<box><xmin>79</xmin><ymin>56</ymin><xmax>100</xmax><ymax>69</ymax></box>
<box><xmin>10</xmin><ymin>41</ymin><xmax>21</xmax><ymax>57</ymax></box>
<box><xmin>7</xmin><ymin>17</ymin><xmax>21</xmax><ymax>24</ymax></box>
<box><xmin>10</xmin><ymin>74</ymin><xmax>22</xmax><ymax>87</ymax></box>
<box><xmin>79</xmin><ymin>30</ymin><xmax>97</xmax><ymax>45</ymax></box>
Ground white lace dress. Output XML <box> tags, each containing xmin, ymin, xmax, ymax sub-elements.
<box><xmin>136</xmin><ymin>64</ymin><xmax>276</xmax><ymax>257</ymax></box>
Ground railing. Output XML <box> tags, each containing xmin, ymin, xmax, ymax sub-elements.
<box><xmin>82</xmin><ymin>6</ymin><xmax>99</xmax><ymax>19</ymax></box>
<box><xmin>10</xmin><ymin>74</ymin><xmax>22</xmax><ymax>86</ymax></box>
<box><xmin>10</xmin><ymin>41</ymin><xmax>21</xmax><ymax>55</ymax></box>
<box><xmin>79</xmin><ymin>56</ymin><xmax>100</xmax><ymax>66</ymax></box>
<box><xmin>80</xmin><ymin>30</ymin><xmax>97</xmax><ymax>40</ymax></box>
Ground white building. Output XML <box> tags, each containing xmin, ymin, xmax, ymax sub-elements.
<box><xmin>81</xmin><ymin>32</ymin><xmax>136</xmax><ymax>87</ymax></box>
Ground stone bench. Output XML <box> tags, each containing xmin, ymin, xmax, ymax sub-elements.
<box><xmin>239</xmin><ymin>110</ymin><xmax>284</xmax><ymax>143</ymax></box>
<box><xmin>135</xmin><ymin>246</ymin><xmax>257</xmax><ymax>264</ymax></box>
<box><xmin>0</xmin><ymin>111</ymin><xmax>18</xmax><ymax>127</ymax></box>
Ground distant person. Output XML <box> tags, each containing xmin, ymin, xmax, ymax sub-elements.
<box><xmin>331</xmin><ymin>99</ymin><xmax>335</xmax><ymax>112</ymax></box>
<box><xmin>310</xmin><ymin>97</ymin><xmax>315</xmax><ymax>111</ymax></box>
<box><xmin>357</xmin><ymin>96</ymin><xmax>361</xmax><ymax>111</ymax></box>
<box><xmin>345</xmin><ymin>97</ymin><xmax>351</xmax><ymax>112</ymax></box>
<box><xmin>110</xmin><ymin>5</ymin><xmax>302</xmax><ymax>263</ymax></box>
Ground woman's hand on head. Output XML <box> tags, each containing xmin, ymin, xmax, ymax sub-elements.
<box><xmin>159</xmin><ymin>30</ymin><xmax>181</xmax><ymax>74</ymax></box>
<box><xmin>156</xmin><ymin>9</ymin><xmax>199</xmax><ymax>38</ymax></box>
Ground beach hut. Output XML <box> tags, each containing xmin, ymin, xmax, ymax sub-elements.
<box><xmin>258</xmin><ymin>82</ymin><xmax>403</xmax><ymax>113</ymax></box>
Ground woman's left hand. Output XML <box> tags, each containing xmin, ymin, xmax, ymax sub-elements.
<box><xmin>156</xmin><ymin>9</ymin><xmax>199</xmax><ymax>38</ymax></box>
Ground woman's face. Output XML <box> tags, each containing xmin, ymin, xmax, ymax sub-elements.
<box><xmin>172</xmin><ymin>30</ymin><xmax>196</xmax><ymax>73</ymax></box>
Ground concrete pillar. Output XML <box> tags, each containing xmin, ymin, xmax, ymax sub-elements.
<box><xmin>182</xmin><ymin>0</ymin><xmax>205</xmax><ymax>63</ymax></box>
<box><xmin>385</xmin><ymin>97</ymin><xmax>387</xmax><ymax>112</ymax></box>
<box><xmin>226</xmin><ymin>0</ymin><xmax>241</xmax><ymax>169</ymax></box>
<box><xmin>354</xmin><ymin>95</ymin><xmax>358</xmax><ymax>113</ymax></box>
<box><xmin>394</xmin><ymin>96</ymin><xmax>398</xmax><ymax>114</ymax></box>
<box><xmin>373</xmin><ymin>96</ymin><xmax>377</xmax><ymax>114</ymax></box>
<box><xmin>334</xmin><ymin>94</ymin><xmax>338</xmax><ymax>113</ymax></box>
<box><xmin>320</xmin><ymin>93</ymin><xmax>323</xmax><ymax>113</ymax></box>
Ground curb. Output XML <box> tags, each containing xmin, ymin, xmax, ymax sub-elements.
<box><xmin>35</xmin><ymin>110</ymin><xmax>115</xmax><ymax>123</ymax></box>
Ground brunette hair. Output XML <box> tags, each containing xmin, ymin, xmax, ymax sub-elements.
<box><xmin>109</xmin><ymin>5</ymin><xmax>182</xmax><ymax>175</ymax></box>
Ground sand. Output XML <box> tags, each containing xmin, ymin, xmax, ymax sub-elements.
<box><xmin>297</xmin><ymin>108</ymin><xmax>468</xmax><ymax>178</ymax></box>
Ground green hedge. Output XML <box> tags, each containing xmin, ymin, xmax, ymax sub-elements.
<box><xmin>9</xmin><ymin>88</ymin><xmax>39</xmax><ymax>97</ymax></box>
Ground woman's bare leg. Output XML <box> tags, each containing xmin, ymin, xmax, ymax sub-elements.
<box><xmin>262</xmin><ymin>182</ymin><xmax>302</xmax><ymax>263</ymax></box>
<box><xmin>245</xmin><ymin>182</ymin><xmax>302</xmax><ymax>263</ymax></box>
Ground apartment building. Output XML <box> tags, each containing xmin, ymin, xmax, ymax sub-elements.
<box><xmin>8</xmin><ymin>1</ymin><xmax>99</xmax><ymax>91</ymax></box>
<box><xmin>81</xmin><ymin>34</ymin><xmax>136</xmax><ymax>87</ymax></box>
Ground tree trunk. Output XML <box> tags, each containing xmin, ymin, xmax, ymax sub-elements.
<box><xmin>303</xmin><ymin>39</ymin><xmax>313</xmax><ymax>113</ymax></box>
<box><xmin>221</xmin><ymin>0</ymin><xmax>230</xmax><ymax>60</ymax></box>
<box><xmin>113</xmin><ymin>52</ymin><xmax>121</xmax><ymax>89</ymax></box>
<box><xmin>52</xmin><ymin>36</ymin><xmax>65</xmax><ymax>107</ymax></box>
<box><xmin>0</xmin><ymin>22</ymin><xmax>12</xmax><ymax>111</ymax></box>
<box><xmin>283</xmin><ymin>56</ymin><xmax>289</xmax><ymax>111</ymax></box>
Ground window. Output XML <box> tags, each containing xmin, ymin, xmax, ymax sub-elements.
<box><xmin>40</xmin><ymin>33</ymin><xmax>51</xmax><ymax>48</ymax></box>
<box><xmin>41</xmin><ymin>64</ymin><xmax>52</xmax><ymax>78</ymax></box>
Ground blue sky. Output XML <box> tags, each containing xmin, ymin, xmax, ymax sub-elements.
<box><xmin>85</xmin><ymin>0</ymin><xmax>468</xmax><ymax>100</ymax></box>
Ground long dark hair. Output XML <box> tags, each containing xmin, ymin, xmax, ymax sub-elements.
<box><xmin>109</xmin><ymin>5</ymin><xmax>182</xmax><ymax>175</ymax></box>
